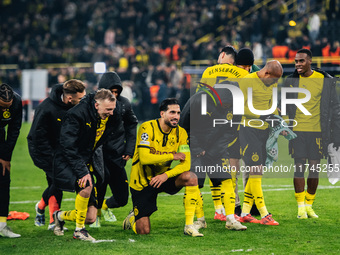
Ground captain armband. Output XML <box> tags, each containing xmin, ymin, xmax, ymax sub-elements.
<box><xmin>178</xmin><ymin>145</ymin><xmax>190</xmax><ymax>153</ymax></box>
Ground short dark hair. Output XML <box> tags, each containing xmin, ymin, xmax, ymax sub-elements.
<box><xmin>0</xmin><ymin>83</ymin><xmax>14</xmax><ymax>102</ymax></box>
<box><xmin>63</xmin><ymin>79</ymin><xmax>86</xmax><ymax>95</ymax></box>
<box><xmin>159</xmin><ymin>98</ymin><xmax>179</xmax><ymax>112</ymax></box>
<box><xmin>297</xmin><ymin>49</ymin><xmax>312</xmax><ymax>59</ymax></box>
<box><xmin>236</xmin><ymin>48</ymin><xmax>254</xmax><ymax>66</ymax></box>
<box><xmin>94</xmin><ymin>88</ymin><xmax>116</xmax><ymax>102</ymax></box>
<box><xmin>220</xmin><ymin>46</ymin><xmax>237</xmax><ymax>60</ymax></box>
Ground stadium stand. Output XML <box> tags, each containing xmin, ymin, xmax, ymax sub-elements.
<box><xmin>0</xmin><ymin>0</ymin><xmax>339</xmax><ymax>121</ymax></box>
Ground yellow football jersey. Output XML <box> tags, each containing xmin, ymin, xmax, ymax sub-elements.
<box><xmin>239</xmin><ymin>72</ymin><xmax>278</xmax><ymax>130</ymax></box>
<box><xmin>130</xmin><ymin>119</ymin><xmax>191</xmax><ymax>191</ymax></box>
<box><xmin>200</xmin><ymin>63</ymin><xmax>249</xmax><ymax>87</ymax></box>
<box><xmin>94</xmin><ymin>117</ymin><xmax>108</xmax><ymax>148</ymax></box>
<box><xmin>293</xmin><ymin>71</ymin><xmax>324</xmax><ymax>132</ymax></box>
<box><xmin>89</xmin><ymin>117</ymin><xmax>108</xmax><ymax>173</ymax></box>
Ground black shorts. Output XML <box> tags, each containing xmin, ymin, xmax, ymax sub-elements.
<box><xmin>191</xmin><ymin>155</ymin><xmax>231</xmax><ymax>188</ymax></box>
<box><xmin>289</xmin><ymin>131</ymin><xmax>323</xmax><ymax>159</ymax></box>
<box><xmin>227</xmin><ymin>136</ymin><xmax>241</xmax><ymax>159</ymax></box>
<box><xmin>130</xmin><ymin>177</ymin><xmax>182</xmax><ymax>220</ymax></box>
<box><xmin>239</xmin><ymin>126</ymin><xmax>269</xmax><ymax>166</ymax></box>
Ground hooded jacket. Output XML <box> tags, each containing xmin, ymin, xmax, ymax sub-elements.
<box><xmin>98</xmin><ymin>72</ymin><xmax>138</xmax><ymax>168</ymax></box>
<box><xmin>283</xmin><ymin>68</ymin><xmax>340</xmax><ymax>156</ymax></box>
<box><xmin>27</xmin><ymin>84</ymin><xmax>73</xmax><ymax>174</ymax></box>
<box><xmin>53</xmin><ymin>93</ymin><xmax>119</xmax><ymax>192</ymax></box>
<box><xmin>0</xmin><ymin>92</ymin><xmax>22</xmax><ymax>161</ymax></box>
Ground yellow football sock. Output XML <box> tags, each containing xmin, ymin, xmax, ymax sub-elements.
<box><xmin>132</xmin><ymin>222</ymin><xmax>137</xmax><ymax>234</ymax></box>
<box><xmin>295</xmin><ymin>191</ymin><xmax>305</xmax><ymax>207</ymax></box>
<box><xmin>195</xmin><ymin>192</ymin><xmax>204</xmax><ymax>219</ymax></box>
<box><xmin>183</xmin><ymin>186</ymin><xmax>199</xmax><ymax>225</ymax></box>
<box><xmin>242</xmin><ymin>180</ymin><xmax>253</xmax><ymax>215</ymax></box>
<box><xmin>231</xmin><ymin>167</ymin><xmax>238</xmax><ymax>191</ymax></box>
<box><xmin>75</xmin><ymin>194</ymin><xmax>89</xmax><ymax>229</ymax></box>
<box><xmin>249</xmin><ymin>176</ymin><xmax>268</xmax><ymax>218</ymax></box>
<box><xmin>210</xmin><ymin>180</ymin><xmax>223</xmax><ymax>211</ymax></box>
<box><xmin>221</xmin><ymin>179</ymin><xmax>235</xmax><ymax>216</ymax></box>
<box><xmin>305</xmin><ymin>191</ymin><xmax>316</xmax><ymax>206</ymax></box>
<box><xmin>0</xmin><ymin>216</ymin><xmax>7</xmax><ymax>223</ymax></box>
<box><xmin>102</xmin><ymin>199</ymin><xmax>109</xmax><ymax>210</ymax></box>
<box><xmin>62</xmin><ymin>210</ymin><xmax>76</xmax><ymax>221</ymax></box>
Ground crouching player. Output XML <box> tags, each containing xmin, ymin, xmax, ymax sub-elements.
<box><xmin>123</xmin><ymin>98</ymin><xmax>202</xmax><ymax>236</ymax></box>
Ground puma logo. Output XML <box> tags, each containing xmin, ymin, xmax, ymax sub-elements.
<box><xmin>86</xmin><ymin>122</ymin><xmax>91</xmax><ymax>128</ymax></box>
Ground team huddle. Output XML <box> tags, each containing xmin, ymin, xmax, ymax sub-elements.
<box><xmin>0</xmin><ymin>47</ymin><xmax>339</xmax><ymax>240</ymax></box>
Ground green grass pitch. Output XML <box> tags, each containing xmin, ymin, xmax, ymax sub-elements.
<box><xmin>2</xmin><ymin>123</ymin><xmax>340</xmax><ymax>254</ymax></box>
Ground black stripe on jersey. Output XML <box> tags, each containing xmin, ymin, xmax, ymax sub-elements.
<box><xmin>137</xmin><ymin>145</ymin><xmax>150</xmax><ymax>149</ymax></box>
<box><xmin>132</xmin><ymin>159</ymin><xmax>140</xmax><ymax>166</ymax></box>
<box><xmin>156</xmin><ymin>119</ymin><xmax>172</xmax><ymax>135</ymax></box>
<box><xmin>150</xmin><ymin>122</ymin><xmax>155</xmax><ymax>141</ymax></box>
<box><xmin>162</xmin><ymin>134</ymin><xmax>168</xmax><ymax>147</ymax></box>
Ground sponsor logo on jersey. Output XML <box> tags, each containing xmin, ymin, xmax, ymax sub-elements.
<box><xmin>150</xmin><ymin>147</ymin><xmax>176</xmax><ymax>155</ymax></box>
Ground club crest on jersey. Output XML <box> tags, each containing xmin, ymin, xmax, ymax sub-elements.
<box><xmin>169</xmin><ymin>137</ymin><xmax>175</xmax><ymax>146</ymax></box>
<box><xmin>252</xmin><ymin>153</ymin><xmax>259</xmax><ymax>162</ymax></box>
<box><xmin>141</xmin><ymin>133</ymin><xmax>149</xmax><ymax>141</ymax></box>
<box><xmin>226</xmin><ymin>112</ymin><xmax>233</xmax><ymax>120</ymax></box>
<box><xmin>3</xmin><ymin>110</ymin><xmax>10</xmax><ymax>119</ymax></box>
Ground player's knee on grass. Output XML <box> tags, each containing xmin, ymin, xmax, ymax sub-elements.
<box><xmin>136</xmin><ymin>218</ymin><xmax>150</xmax><ymax>235</ymax></box>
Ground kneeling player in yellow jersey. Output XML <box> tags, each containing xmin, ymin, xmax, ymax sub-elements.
<box><xmin>123</xmin><ymin>98</ymin><xmax>202</xmax><ymax>237</ymax></box>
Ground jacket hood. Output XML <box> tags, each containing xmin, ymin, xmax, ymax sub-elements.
<box><xmin>98</xmin><ymin>72</ymin><xmax>122</xmax><ymax>96</ymax></box>
<box><xmin>49</xmin><ymin>84</ymin><xmax>73</xmax><ymax>109</ymax></box>
<box><xmin>77</xmin><ymin>93</ymin><xmax>99</xmax><ymax>120</ymax></box>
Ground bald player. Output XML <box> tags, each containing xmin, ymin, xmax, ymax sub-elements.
<box><xmin>238</xmin><ymin>60</ymin><xmax>284</xmax><ymax>226</ymax></box>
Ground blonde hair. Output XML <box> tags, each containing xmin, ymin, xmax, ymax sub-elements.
<box><xmin>94</xmin><ymin>89</ymin><xmax>116</xmax><ymax>102</ymax></box>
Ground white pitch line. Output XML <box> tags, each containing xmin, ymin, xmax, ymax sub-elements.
<box><xmin>10</xmin><ymin>186</ymin><xmax>43</xmax><ymax>190</ymax></box>
<box><xmin>9</xmin><ymin>185</ymin><xmax>340</xmax><ymax>205</ymax></box>
<box><xmin>5</xmin><ymin>184</ymin><xmax>314</xmax><ymax>190</ymax></box>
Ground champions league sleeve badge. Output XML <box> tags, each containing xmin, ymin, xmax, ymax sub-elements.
<box><xmin>140</xmin><ymin>132</ymin><xmax>150</xmax><ymax>145</ymax></box>
<box><xmin>141</xmin><ymin>133</ymin><xmax>149</xmax><ymax>141</ymax></box>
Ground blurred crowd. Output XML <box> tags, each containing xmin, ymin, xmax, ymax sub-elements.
<box><xmin>1</xmin><ymin>0</ymin><xmax>340</xmax><ymax>120</ymax></box>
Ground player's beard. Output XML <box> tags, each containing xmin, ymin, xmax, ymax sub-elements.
<box><xmin>165</xmin><ymin>118</ymin><xmax>178</xmax><ymax>128</ymax></box>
